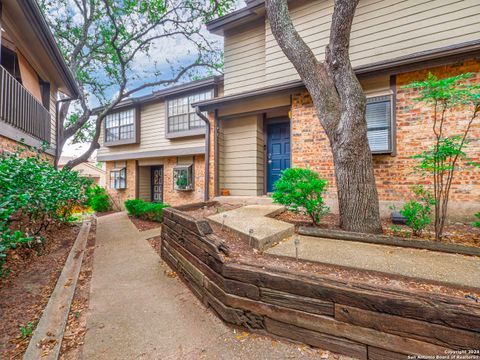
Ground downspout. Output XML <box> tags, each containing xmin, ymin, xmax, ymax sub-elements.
<box><xmin>55</xmin><ymin>97</ymin><xmax>73</xmax><ymax>167</ymax></box>
<box><xmin>196</xmin><ymin>107</ymin><xmax>210</xmax><ymax>202</ymax></box>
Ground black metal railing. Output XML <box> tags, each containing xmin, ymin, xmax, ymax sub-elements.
<box><xmin>0</xmin><ymin>65</ymin><xmax>51</xmax><ymax>142</ymax></box>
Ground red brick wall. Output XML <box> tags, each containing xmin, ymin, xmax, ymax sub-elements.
<box><xmin>291</xmin><ymin>59</ymin><xmax>480</xmax><ymax>218</ymax></box>
<box><xmin>106</xmin><ymin>155</ymin><xmax>206</xmax><ymax>210</ymax></box>
<box><xmin>162</xmin><ymin>155</ymin><xmax>205</xmax><ymax>205</ymax></box>
<box><xmin>106</xmin><ymin>160</ymin><xmax>137</xmax><ymax>210</ymax></box>
<box><xmin>0</xmin><ymin>135</ymin><xmax>54</xmax><ymax>163</ymax></box>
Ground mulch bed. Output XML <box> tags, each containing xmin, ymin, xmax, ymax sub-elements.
<box><xmin>180</xmin><ymin>204</ymin><xmax>480</xmax><ymax>300</ymax></box>
<box><xmin>59</xmin><ymin>222</ymin><xmax>97</xmax><ymax>360</ymax></box>
<box><xmin>95</xmin><ymin>210</ymin><xmax>119</xmax><ymax>217</ymax></box>
<box><xmin>128</xmin><ymin>216</ymin><xmax>162</xmax><ymax>232</ymax></box>
<box><xmin>0</xmin><ymin>223</ymin><xmax>80</xmax><ymax>359</ymax></box>
<box><xmin>274</xmin><ymin>211</ymin><xmax>480</xmax><ymax>248</ymax></box>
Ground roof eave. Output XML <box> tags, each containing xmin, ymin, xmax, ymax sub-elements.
<box><xmin>206</xmin><ymin>0</ymin><xmax>265</xmax><ymax>35</ymax></box>
<box><xmin>17</xmin><ymin>0</ymin><xmax>80</xmax><ymax>98</ymax></box>
<box><xmin>93</xmin><ymin>75</ymin><xmax>224</xmax><ymax>114</ymax></box>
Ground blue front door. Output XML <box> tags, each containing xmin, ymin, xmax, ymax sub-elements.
<box><xmin>267</xmin><ymin>122</ymin><xmax>290</xmax><ymax>192</ymax></box>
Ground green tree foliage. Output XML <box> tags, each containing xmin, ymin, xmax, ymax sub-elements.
<box><xmin>124</xmin><ymin>199</ymin><xmax>169</xmax><ymax>222</ymax></box>
<box><xmin>38</xmin><ymin>0</ymin><xmax>236</xmax><ymax>167</ymax></box>
<box><xmin>86</xmin><ymin>186</ymin><xmax>111</xmax><ymax>212</ymax></box>
<box><xmin>404</xmin><ymin>73</ymin><xmax>480</xmax><ymax>240</ymax></box>
<box><xmin>399</xmin><ymin>186</ymin><xmax>435</xmax><ymax>236</ymax></box>
<box><xmin>0</xmin><ymin>146</ymin><xmax>92</xmax><ymax>275</ymax></box>
<box><xmin>272</xmin><ymin>168</ymin><xmax>329</xmax><ymax>225</ymax></box>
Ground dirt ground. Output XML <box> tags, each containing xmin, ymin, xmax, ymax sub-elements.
<box><xmin>182</xmin><ymin>204</ymin><xmax>480</xmax><ymax>300</ymax></box>
<box><xmin>129</xmin><ymin>216</ymin><xmax>162</xmax><ymax>232</ymax></box>
<box><xmin>59</xmin><ymin>223</ymin><xmax>97</xmax><ymax>360</ymax></box>
<box><xmin>274</xmin><ymin>211</ymin><xmax>480</xmax><ymax>248</ymax></box>
<box><xmin>0</xmin><ymin>223</ymin><xmax>80</xmax><ymax>359</ymax></box>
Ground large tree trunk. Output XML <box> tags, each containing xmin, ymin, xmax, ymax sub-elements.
<box><xmin>266</xmin><ymin>0</ymin><xmax>382</xmax><ymax>233</ymax></box>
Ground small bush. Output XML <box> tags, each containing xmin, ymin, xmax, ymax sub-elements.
<box><xmin>272</xmin><ymin>168</ymin><xmax>329</xmax><ymax>225</ymax></box>
<box><xmin>399</xmin><ymin>186</ymin><xmax>435</xmax><ymax>236</ymax></box>
<box><xmin>124</xmin><ymin>199</ymin><xmax>169</xmax><ymax>222</ymax></box>
<box><xmin>86</xmin><ymin>186</ymin><xmax>111</xmax><ymax>212</ymax></box>
<box><xmin>473</xmin><ymin>212</ymin><xmax>480</xmax><ymax>228</ymax></box>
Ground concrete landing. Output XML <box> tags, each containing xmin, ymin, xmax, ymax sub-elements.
<box><xmin>84</xmin><ymin>212</ymin><xmax>346</xmax><ymax>359</ymax></box>
<box><xmin>213</xmin><ymin>196</ymin><xmax>274</xmax><ymax>206</ymax></box>
<box><xmin>208</xmin><ymin>205</ymin><xmax>294</xmax><ymax>250</ymax></box>
<box><xmin>266</xmin><ymin>235</ymin><xmax>480</xmax><ymax>290</ymax></box>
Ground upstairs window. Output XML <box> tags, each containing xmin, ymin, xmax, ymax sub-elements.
<box><xmin>104</xmin><ymin>108</ymin><xmax>138</xmax><ymax>145</ymax></box>
<box><xmin>366</xmin><ymin>95</ymin><xmax>393</xmax><ymax>153</ymax></box>
<box><xmin>167</xmin><ymin>90</ymin><xmax>212</xmax><ymax>134</ymax></box>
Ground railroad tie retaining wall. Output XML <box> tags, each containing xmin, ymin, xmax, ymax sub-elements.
<box><xmin>161</xmin><ymin>207</ymin><xmax>480</xmax><ymax>360</ymax></box>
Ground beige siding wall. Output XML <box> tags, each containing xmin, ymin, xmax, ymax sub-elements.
<box><xmin>139</xmin><ymin>166</ymin><xmax>151</xmax><ymax>201</ymax></box>
<box><xmin>223</xmin><ymin>0</ymin><xmax>480</xmax><ymax>94</ymax></box>
<box><xmin>97</xmin><ymin>100</ymin><xmax>205</xmax><ymax>158</ymax></box>
<box><xmin>219</xmin><ymin>115</ymin><xmax>264</xmax><ymax>196</ymax></box>
<box><xmin>224</xmin><ymin>19</ymin><xmax>266</xmax><ymax>95</ymax></box>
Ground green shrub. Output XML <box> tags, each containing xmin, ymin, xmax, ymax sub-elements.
<box><xmin>473</xmin><ymin>212</ymin><xmax>480</xmax><ymax>228</ymax></box>
<box><xmin>0</xmin><ymin>145</ymin><xmax>92</xmax><ymax>276</ymax></box>
<box><xmin>86</xmin><ymin>186</ymin><xmax>111</xmax><ymax>212</ymax></box>
<box><xmin>399</xmin><ymin>186</ymin><xmax>435</xmax><ymax>236</ymax></box>
<box><xmin>272</xmin><ymin>168</ymin><xmax>329</xmax><ymax>225</ymax></box>
<box><xmin>124</xmin><ymin>199</ymin><xmax>169</xmax><ymax>222</ymax></box>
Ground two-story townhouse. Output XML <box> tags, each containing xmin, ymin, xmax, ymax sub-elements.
<box><xmin>0</xmin><ymin>0</ymin><xmax>79</xmax><ymax>159</ymax></box>
<box><xmin>195</xmin><ymin>0</ymin><xmax>480</xmax><ymax>219</ymax></box>
<box><xmin>96</xmin><ymin>76</ymin><xmax>222</xmax><ymax>208</ymax></box>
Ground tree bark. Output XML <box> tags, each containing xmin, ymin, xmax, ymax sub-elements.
<box><xmin>266</xmin><ymin>0</ymin><xmax>382</xmax><ymax>233</ymax></box>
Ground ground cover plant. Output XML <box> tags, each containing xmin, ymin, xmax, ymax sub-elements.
<box><xmin>124</xmin><ymin>199</ymin><xmax>169</xmax><ymax>223</ymax></box>
<box><xmin>398</xmin><ymin>186</ymin><xmax>435</xmax><ymax>236</ymax></box>
<box><xmin>404</xmin><ymin>73</ymin><xmax>479</xmax><ymax>240</ymax></box>
<box><xmin>474</xmin><ymin>213</ymin><xmax>480</xmax><ymax>228</ymax></box>
<box><xmin>0</xmin><ymin>146</ymin><xmax>92</xmax><ymax>275</ymax></box>
<box><xmin>86</xmin><ymin>185</ymin><xmax>111</xmax><ymax>212</ymax></box>
<box><xmin>272</xmin><ymin>168</ymin><xmax>329</xmax><ymax>225</ymax></box>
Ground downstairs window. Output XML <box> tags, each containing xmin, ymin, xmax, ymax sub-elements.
<box><xmin>366</xmin><ymin>95</ymin><xmax>393</xmax><ymax>153</ymax></box>
<box><xmin>110</xmin><ymin>168</ymin><xmax>126</xmax><ymax>189</ymax></box>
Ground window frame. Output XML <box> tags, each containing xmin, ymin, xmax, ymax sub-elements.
<box><xmin>110</xmin><ymin>167</ymin><xmax>127</xmax><ymax>190</ymax></box>
<box><xmin>165</xmin><ymin>88</ymin><xmax>214</xmax><ymax>139</ymax></box>
<box><xmin>104</xmin><ymin>106</ymin><xmax>140</xmax><ymax>146</ymax></box>
<box><xmin>366</xmin><ymin>94</ymin><xmax>395</xmax><ymax>155</ymax></box>
<box><xmin>173</xmin><ymin>164</ymin><xmax>194</xmax><ymax>191</ymax></box>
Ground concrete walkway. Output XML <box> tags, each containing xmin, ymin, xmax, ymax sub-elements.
<box><xmin>209</xmin><ymin>205</ymin><xmax>294</xmax><ymax>250</ymax></box>
<box><xmin>267</xmin><ymin>235</ymin><xmax>480</xmax><ymax>289</ymax></box>
<box><xmin>83</xmin><ymin>212</ymin><xmax>346</xmax><ymax>360</ymax></box>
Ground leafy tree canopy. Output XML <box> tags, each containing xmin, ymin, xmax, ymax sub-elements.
<box><xmin>39</xmin><ymin>0</ymin><xmax>235</xmax><ymax>166</ymax></box>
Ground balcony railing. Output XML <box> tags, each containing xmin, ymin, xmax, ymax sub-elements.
<box><xmin>0</xmin><ymin>65</ymin><xmax>51</xmax><ymax>143</ymax></box>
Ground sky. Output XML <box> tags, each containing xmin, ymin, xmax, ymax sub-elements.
<box><xmin>62</xmin><ymin>1</ymin><xmax>246</xmax><ymax>159</ymax></box>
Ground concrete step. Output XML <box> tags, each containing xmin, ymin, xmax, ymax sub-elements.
<box><xmin>208</xmin><ymin>205</ymin><xmax>294</xmax><ymax>251</ymax></box>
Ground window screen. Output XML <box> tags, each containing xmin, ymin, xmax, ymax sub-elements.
<box><xmin>167</xmin><ymin>90</ymin><xmax>212</xmax><ymax>133</ymax></box>
<box><xmin>366</xmin><ymin>96</ymin><xmax>392</xmax><ymax>153</ymax></box>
